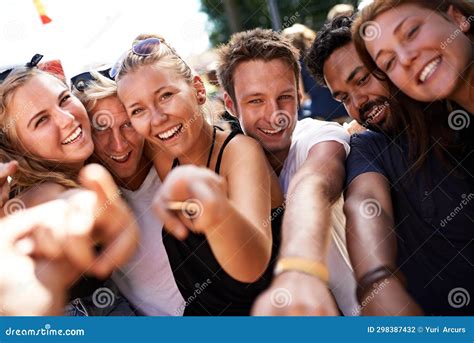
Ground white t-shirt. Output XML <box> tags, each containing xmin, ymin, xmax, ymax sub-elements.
<box><xmin>278</xmin><ymin>118</ymin><xmax>360</xmax><ymax>316</ymax></box>
<box><xmin>113</xmin><ymin>167</ymin><xmax>185</xmax><ymax>316</ymax></box>
<box><xmin>279</xmin><ymin>118</ymin><xmax>351</xmax><ymax>193</ymax></box>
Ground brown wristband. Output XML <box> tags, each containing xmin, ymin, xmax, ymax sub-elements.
<box><xmin>356</xmin><ymin>265</ymin><xmax>406</xmax><ymax>303</ymax></box>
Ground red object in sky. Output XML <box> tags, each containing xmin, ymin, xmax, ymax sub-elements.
<box><xmin>33</xmin><ymin>0</ymin><xmax>52</xmax><ymax>25</ymax></box>
<box><xmin>40</xmin><ymin>15</ymin><xmax>52</xmax><ymax>25</ymax></box>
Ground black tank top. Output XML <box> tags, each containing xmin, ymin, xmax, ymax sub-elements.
<box><xmin>162</xmin><ymin>128</ymin><xmax>283</xmax><ymax>315</ymax></box>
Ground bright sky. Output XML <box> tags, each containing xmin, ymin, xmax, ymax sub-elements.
<box><xmin>0</xmin><ymin>0</ymin><xmax>211</xmax><ymax>78</ymax></box>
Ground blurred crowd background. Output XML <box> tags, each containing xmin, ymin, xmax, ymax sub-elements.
<box><xmin>0</xmin><ymin>0</ymin><xmax>367</xmax><ymax>122</ymax></box>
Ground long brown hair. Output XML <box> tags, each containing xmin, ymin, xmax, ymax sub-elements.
<box><xmin>0</xmin><ymin>68</ymin><xmax>80</xmax><ymax>194</ymax></box>
<box><xmin>352</xmin><ymin>0</ymin><xmax>473</xmax><ymax>173</ymax></box>
<box><xmin>352</xmin><ymin>0</ymin><xmax>474</xmax><ymax>78</ymax></box>
<box><xmin>387</xmin><ymin>87</ymin><xmax>452</xmax><ymax>173</ymax></box>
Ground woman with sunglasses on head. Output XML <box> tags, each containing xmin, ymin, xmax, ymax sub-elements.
<box><xmin>113</xmin><ymin>34</ymin><xmax>284</xmax><ymax>315</ymax></box>
<box><xmin>0</xmin><ymin>56</ymin><xmax>139</xmax><ymax>315</ymax></box>
<box><xmin>352</xmin><ymin>0</ymin><xmax>473</xmax><ymax>114</ymax></box>
<box><xmin>72</xmin><ymin>69</ymin><xmax>186</xmax><ymax>316</ymax></box>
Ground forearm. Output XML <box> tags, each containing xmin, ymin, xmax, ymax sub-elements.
<box><xmin>344</xmin><ymin>196</ymin><xmax>422</xmax><ymax>315</ymax></box>
<box><xmin>206</xmin><ymin>201</ymin><xmax>272</xmax><ymax>283</ymax></box>
<box><xmin>361</xmin><ymin>276</ymin><xmax>423</xmax><ymax>315</ymax></box>
<box><xmin>280</xmin><ymin>175</ymin><xmax>339</xmax><ymax>262</ymax></box>
<box><xmin>344</xmin><ymin>196</ymin><xmax>397</xmax><ymax>279</ymax></box>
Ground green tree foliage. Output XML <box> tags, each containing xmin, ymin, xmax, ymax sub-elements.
<box><xmin>201</xmin><ymin>0</ymin><xmax>357</xmax><ymax>46</ymax></box>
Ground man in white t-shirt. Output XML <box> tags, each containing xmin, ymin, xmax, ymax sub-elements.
<box><xmin>217</xmin><ymin>28</ymin><xmax>359</xmax><ymax>315</ymax></box>
<box><xmin>74</xmin><ymin>71</ymin><xmax>185</xmax><ymax>315</ymax></box>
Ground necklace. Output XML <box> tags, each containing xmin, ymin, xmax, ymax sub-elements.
<box><xmin>172</xmin><ymin>126</ymin><xmax>217</xmax><ymax>169</ymax></box>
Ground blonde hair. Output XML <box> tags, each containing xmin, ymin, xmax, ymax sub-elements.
<box><xmin>114</xmin><ymin>33</ymin><xmax>214</xmax><ymax>123</ymax></box>
<box><xmin>0</xmin><ymin>68</ymin><xmax>80</xmax><ymax>194</ymax></box>
<box><xmin>327</xmin><ymin>4</ymin><xmax>354</xmax><ymax>21</ymax></box>
<box><xmin>115</xmin><ymin>33</ymin><xmax>194</xmax><ymax>84</ymax></box>
<box><xmin>73</xmin><ymin>70</ymin><xmax>118</xmax><ymax>112</ymax></box>
<box><xmin>282</xmin><ymin>23</ymin><xmax>316</xmax><ymax>53</ymax></box>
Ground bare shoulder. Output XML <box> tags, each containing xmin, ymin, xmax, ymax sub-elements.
<box><xmin>223</xmin><ymin>133</ymin><xmax>265</xmax><ymax>158</ymax></box>
<box><xmin>17</xmin><ymin>182</ymin><xmax>68</xmax><ymax>208</ymax></box>
<box><xmin>218</xmin><ymin>132</ymin><xmax>268</xmax><ymax>178</ymax></box>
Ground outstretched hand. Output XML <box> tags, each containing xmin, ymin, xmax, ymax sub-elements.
<box><xmin>153</xmin><ymin>165</ymin><xmax>228</xmax><ymax>240</ymax></box>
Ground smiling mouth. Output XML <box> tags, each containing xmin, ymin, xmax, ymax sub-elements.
<box><xmin>259</xmin><ymin>127</ymin><xmax>284</xmax><ymax>136</ymax></box>
<box><xmin>61</xmin><ymin>126</ymin><xmax>83</xmax><ymax>145</ymax></box>
<box><xmin>419</xmin><ymin>56</ymin><xmax>441</xmax><ymax>83</ymax></box>
<box><xmin>365</xmin><ymin>101</ymin><xmax>389</xmax><ymax>124</ymax></box>
<box><xmin>109</xmin><ymin>151</ymin><xmax>132</xmax><ymax>163</ymax></box>
<box><xmin>156</xmin><ymin>124</ymin><xmax>183</xmax><ymax>141</ymax></box>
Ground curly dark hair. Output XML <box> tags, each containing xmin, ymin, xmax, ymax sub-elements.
<box><xmin>305</xmin><ymin>15</ymin><xmax>353</xmax><ymax>86</ymax></box>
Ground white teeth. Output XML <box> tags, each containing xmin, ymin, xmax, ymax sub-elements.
<box><xmin>62</xmin><ymin>127</ymin><xmax>82</xmax><ymax>145</ymax></box>
<box><xmin>157</xmin><ymin>124</ymin><xmax>182</xmax><ymax>140</ymax></box>
<box><xmin>110</xmin><ymin>152</ymin><xmax>130</xmax><ymax>162</ymax></box>
<box><xmin>261</xmin><ymin>127</ymin><xmax>282</xmax><ymax>135</ymax></box>
<box><xmin>419</xmin><ymin>57</ymin><xmax>441</xmax><ymax>83</ymax></box>
<box><xmin>368</xmin><ymin>106</ymin><xmax>382</xmax><ymax>120</ymax></box>
<box><xmin>367</xmin><ymin>102</ymin><xmax>388</xmax><ymax>121</ymax></box>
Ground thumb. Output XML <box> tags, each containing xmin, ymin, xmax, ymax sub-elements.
<box><xmin>79</xmin><ymin>164</ymin><xmax>121</xmax><ymax>203</ymax></box>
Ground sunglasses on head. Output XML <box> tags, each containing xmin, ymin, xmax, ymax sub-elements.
<box><xmin>70</xmin><ymin>68</ymin><xmax>113</xmax><ymax>92</ymax></box>
<box><xmin>0</xmin><ymin>54</ymin><xmax>44</xmax><ymax>83</ymax></box>
<box><xmin>109</xmin><ymin>37</ymin><xmax>162</xmax><ymax>79</ymax></box>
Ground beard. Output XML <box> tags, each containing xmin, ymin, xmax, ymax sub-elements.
<box><xmin>358</xmin><ymin>96</ymin><xmax>399</xmax><ymax>134</ymax></box>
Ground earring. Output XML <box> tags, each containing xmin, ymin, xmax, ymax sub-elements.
<box><xmin>197</xmin><ymin>92</ymin><xmax>206</xmax><ymax>103</ymax></box>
